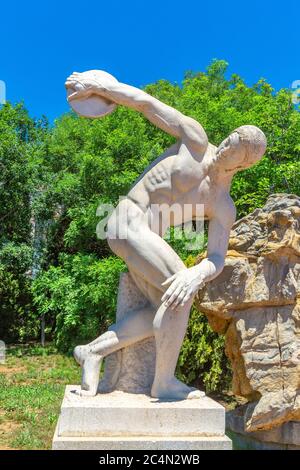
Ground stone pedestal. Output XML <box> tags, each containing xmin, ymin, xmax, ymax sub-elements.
<box><xmin>52</xmin><ymin>386</ymin><xmax>232</xmax><ymax>450</ymax></box>
<box><xmin>53</xmin><ymin>272</ymin><xmax>232</xmax><ymax>449</ymax></box>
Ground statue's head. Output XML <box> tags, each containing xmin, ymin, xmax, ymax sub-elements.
<box><xmin>216</xmin><ymin>125</ymin><xmax>267</xmax><ymax>174</ymax></box>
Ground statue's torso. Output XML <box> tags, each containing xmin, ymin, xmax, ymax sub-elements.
<box><xmin>127</xmin><ymin>141</ymin><xmax>225</xmax><ymax>225</ymax></box>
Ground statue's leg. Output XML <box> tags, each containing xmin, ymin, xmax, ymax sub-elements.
<box><xmin>106</xmin><ymin>208</ymin><xmax>204</xmax><ymax>399</ymax></box>
<box><xmin>73</xmin><ymin>305</ymin><xmax>155</xmax><ymax>396</ymax></box>
<box><xmin>75</xmin><ymin>198</ymin><xmax>203</xmax><ymax>398</ymax></box>
<box><xmin>151</xmin><ymin>298</ymin><xmax>204</xmax><ymax>399</ymax></box>
<box><xmin>130</xmin><ymin>269</ymin><xmax>204</xmax><ymax>400</ymax></box>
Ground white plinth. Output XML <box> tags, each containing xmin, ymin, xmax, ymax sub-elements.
<box><xmin>52</xmin><ymin>386</ymin><xmax>232</xmax><ymax>450</ymax></box>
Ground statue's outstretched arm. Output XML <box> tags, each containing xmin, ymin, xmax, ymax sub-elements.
<box><xmin>66</xmin><ymin>71</ymin><xmax>208</xmax><ymax>154</ymax></box>
<box><xmin>103</xmin><ymin>83</ymin><xmax>208</xmax><ymax>153</ymax></box>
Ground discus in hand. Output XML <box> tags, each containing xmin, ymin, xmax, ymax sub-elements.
<box><xmin>66</xmin><ymin>70</ymin><xmax>117</xmax><ymax>118</ymax></box>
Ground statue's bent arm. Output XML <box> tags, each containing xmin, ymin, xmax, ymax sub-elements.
<box><xmin>201</xmin><ymin>213</ymin><xmax>235</xmax><ymax>281</ymax></box>
<box><xmin>161</xmin><ymin>196</ymin><xmax>236</xmax><ymax>308</ymax></box>
<box><xmin>201</xmin><ymin>195</ymin><xmax>236</xmax><ymax>278</ymax></box>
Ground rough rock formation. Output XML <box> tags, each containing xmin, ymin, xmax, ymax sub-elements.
<box><xmin>196</xmin><ymin>194</ymin><xmax>300</xmax><ymax>432</ymax></box>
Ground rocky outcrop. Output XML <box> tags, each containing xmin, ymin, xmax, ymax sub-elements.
<box><xmin>196</xmin><ymin>194</ymin><xmax>300</xmax><ymax>432</ymax></box>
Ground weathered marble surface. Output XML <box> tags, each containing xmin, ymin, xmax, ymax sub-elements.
<box><xmin>196</xmin><ymin>194</ymin><xmax>300</xmax><ymax>432</ymax></box>
<box><xmin>99</xmin><ymin>272</ymin><xmax>156</xmax><ymax>394</ymax></box>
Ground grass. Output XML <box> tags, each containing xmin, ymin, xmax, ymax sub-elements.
<box><xmin>0</xmin><ymin>343</ymin><xmax>80</xmax><ymax>450</ymax></box>
<box><xmin>0</xmin><ymin>343</ymin><xmax>240</xmax><ymax>450</ymax></box>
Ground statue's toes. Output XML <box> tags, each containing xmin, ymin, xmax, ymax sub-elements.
<box><xmin>73</xmin><ymin>388</ymin><xmax>97</xmax><ymax>397</ymax></box>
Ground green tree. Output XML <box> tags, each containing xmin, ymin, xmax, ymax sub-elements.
<box><xmin>0</xmin><ymin>103</ymin><xmax>47</xmax><ymax>341</ymax></box>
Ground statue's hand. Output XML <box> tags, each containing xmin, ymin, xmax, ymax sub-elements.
<box><xmin>65</xmin><ymin>71</ymin><xmax>108</xmax><ymax>102</ymax></box>
<box><xmin>161</xmin><ymin>266</ymin><xmax>205</xmax><ymax>309</ymax></box>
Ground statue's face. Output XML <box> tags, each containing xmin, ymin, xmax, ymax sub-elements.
<box><xmin>216</xmin><ymin>132</ymin><xmax>246</xmax><ymax>173</ymax></box>
<box><xmin>216</xmin><ymin>131</ymin><xmax>262</xmax><ymax>173</ymax></box>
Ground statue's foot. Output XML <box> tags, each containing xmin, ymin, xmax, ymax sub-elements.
<box><xmin>73</xmin><ymin>345</ymin><xmax>102</xmax><ymax>397</ymax></box>
<box><xmin>73</xmin><ymin>345</ymin><xmax>89</xmax><ymax>366</ymax></box>
<box><xmin>151</xmin><ymin>377</ymin><xmax>205</xmax><ymax>400</ymax></box>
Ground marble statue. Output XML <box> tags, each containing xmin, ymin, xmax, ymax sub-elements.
<box><xmin>65</xmin><ymin>70</ymin><xmax>267</xmax><ymax>400</ymax></box>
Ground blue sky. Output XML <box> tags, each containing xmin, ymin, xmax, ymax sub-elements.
<box><xmin>0</xmin><ymin>0</ymin><xmax>299</xmax><ymax>122</ymax></box>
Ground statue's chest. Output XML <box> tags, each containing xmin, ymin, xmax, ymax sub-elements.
<box><xmin>171</xmin><ymin>155</ymin><xmax>207</xmax><ymax>194</ymax></box>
